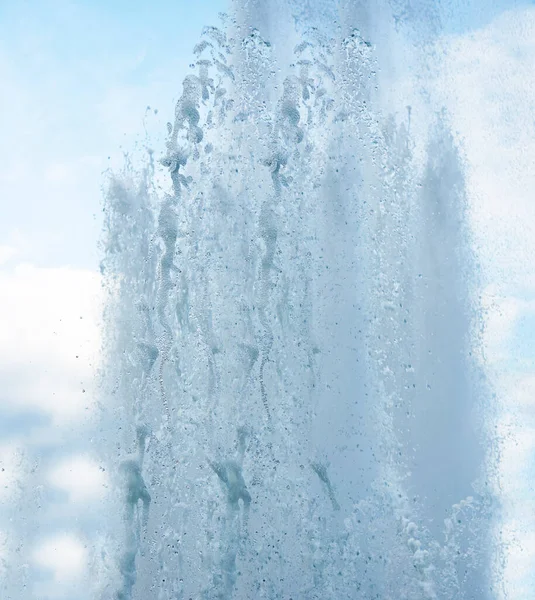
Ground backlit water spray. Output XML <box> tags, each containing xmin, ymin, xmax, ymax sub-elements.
<box><xmin>97</xmin><ymin>1</ymin><xmax>497</xmax><ymax>598</ymax></box>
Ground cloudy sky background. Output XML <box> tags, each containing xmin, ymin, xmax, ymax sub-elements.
<box><xmin>0</xmin><ymin>0</ymin><xmax>533</xmax><ymax>597</ymax></box>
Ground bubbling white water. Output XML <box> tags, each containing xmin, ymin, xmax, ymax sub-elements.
<box><xmin>98</xmin><ymin>3</ymin><xmax>494</xmax><ymax>599</ymax></box>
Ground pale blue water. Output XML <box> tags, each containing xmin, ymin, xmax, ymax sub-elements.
<box><xmin>97</xmin><ymin>2</ymin><xmax>495</xmax><ymax>598</ymax></box>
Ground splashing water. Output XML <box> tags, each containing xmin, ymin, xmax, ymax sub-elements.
<box><xmin>97</xmin><ymin>2</ymin><xmax>496</xmax><ymax>599</ymax></box>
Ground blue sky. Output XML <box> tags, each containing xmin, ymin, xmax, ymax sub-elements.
<box><xmin>435</xmin><ymin>0</ymin><xmax>529</xmax><ymax>33</ymax></box>
<box><xmin>0</xmin><ymin>0</ymin><xmax>227</xmax><ymax>270</ymax></box>
<box><xmin>0</xmin><ymin>0</ymin><xmax>534</xmax><ymax>598</ymax></box>
<box><xmin>0</xmin><ymin>0</ymin><xmax>529</xmax><ymax>268</ymax></box>
<box><xmin>0</xmin><ymin>2</ymin><xmax>227</xmax><ymax>597</ymax></box>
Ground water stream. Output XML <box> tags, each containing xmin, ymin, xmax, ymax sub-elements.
<box><xmin>97</xmin><ymin>2</ymin><xmax>494</xmax><ymax>598</ymax></box>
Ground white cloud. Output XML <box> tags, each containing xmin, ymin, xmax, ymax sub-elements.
<box><xmin>0</xmin><ymin>260</ymin><xmax>104</xmax><ymax>598</ymax></box>
<box><xmin>43</xmin><ymin>163</ymin><xmax>74</xmax><ymax>184</ymax></box>
<box><xmin>509</xmin><ymin>374</ymin><xmax>535</xmax><ymax>409</ymax></box>
<box><xmin>501</xmin><ymin>525</ymin><xmax>535</xmax><ymax>598</ymax></box>
<box><xmin>430</xmin><ymin>8</ymin><xmax>535</xmax><ymax>597</ymax></box>
<box><xmin>481</xmin><ymin>291</ymin><xmax>535</xmax><ymax>367</ymax></box>
<box><xmin>0</xmin><ymin>245</ymin><xmax>17</xmax><ymax>265</ymax></box>
<box><xmin>33</xmin><ymin>533</ymin><xmax>88</xmax><ymax>585</ymax></box>
<box><xmin>49</xmin><ymin>455</ymin><xmax>108</xmax><ymax>503</ymax></box>
<box><xmin>0</xmin><ymin>262</ymin><xmax>102</xmax><ymax>425</ymax></box>
<box><xmin>434</xmin><ymin>7</ymin><xmax>535</xmax><ymax>295</ymax></box>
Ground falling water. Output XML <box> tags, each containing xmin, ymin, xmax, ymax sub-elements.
<box><xmin>97</xmin><ymin>2</ymin><xmax>495</xmax><ymax>598</ymax></box>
